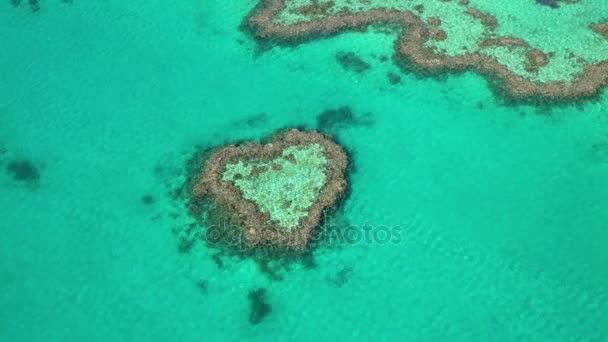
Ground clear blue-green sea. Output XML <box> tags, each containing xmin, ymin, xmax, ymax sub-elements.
<box><xmin>1</xmin><ymin>1</ymin><xmax>607</xmax><ymax>340</ymax></box>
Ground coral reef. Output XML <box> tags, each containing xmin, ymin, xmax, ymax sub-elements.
<box><xmin>591</xmin><ymin>23</ymin><xmax>608</xmax><ymax>41</ymax></box>
<box><xmin>242</xmin><ymin>0</ymin><xmax>608</xmax><ymax>102</ymax></box>
<box><xmin>191</xmin><ymin>129</ymin><xmax>348</xmax><ymax>250</ymax></box>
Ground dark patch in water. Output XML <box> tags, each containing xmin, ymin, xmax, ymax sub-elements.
<box><xmin>387</xmin><ymin>71</ymin><xmax>401</xmax><ymax>85</ymax></box>
<box><xmin>591</xmin><ymin>142</ymin><xmax>608</xmax><ymax>162</ymax></box>
<box><xmin>536</xmin><ymin>0</ymin><xmax>559</xmax><ymax>9</ymax></box>
<box><xmin>300</xmin><ymin>252</ymin><xmax>317</xmax><ymax>269</ymax></box>
<box><xmin>232</xmin><ymin>113</ymin><xmax>269</xmax><ymax>128</ymax></box>
<box><xmin>169</xmin><ymin>187</ymin><xmax>183</xmax><ymax>199</ymax></box>
<box><xmin>28</xmin><ymin>0</ymin><xmax>39</xmax><ymax>12</ymax></box>
<box><xmin>177</xmin><ymin>233</ymin><xmax>196</xmax><ymax>253</ymax></box>
<box><xmin>10</xmin><ymin>0</ymin><xmax>39</xmax><ymax>12</ymax></box>
<box><xmin>11</xmin><ymin>0</ymin><xmax>72</xmax><ymax>12</ymax></box>
<box><xmin>534</xmin><ymin>106</ymin><xmax>552</xmax><ymax>116</ymax></box>
<box><xmin>316</xmin><ymin>106</ymin><xmax>374</xmax><ymax>131</ymax></box>
<box><xmin>335</xmin><ymin>51</ymin><xmax>371</xmax><ymax>73</ymax></box>
<box><xmin>6</xmin><ymin>160</ymin><xmax>39</xmax><ymax>183</ymax></box>
<box><xmin>327</xmin><ymin>265</ymin><xmax>353</xmax><ymax>287</ymax></box>
<box><xmin>476</xmin><ymin>101</ymin><xmax>485</xmax><ymax>110</ymax></box>
<box><xmin>211</xmin><ymin>253</ymin><xmax>224</xmax><ymax>269</ymax></box>
<box><xmin>196</xmin><ymin>279</ymin><xmax>208</xmax><ymax>295</ymax></box>
<box><xmin>154</xmin><ymin>164</ymin><xmax>182</xmax><ymax>181</ymax></box>
<box><xmin>248</xmin><ymin>288</ymin><xmax>271</xmax><ymax>325</ymax></box>
<box><xmin>371</xmin><ymin>54</ymin><xmax>389</xmax><ymax>62</ymax></box>
<box><xmin>141</xmin><ymin>194</ymin><xmax>154</xmax><ymax>205</ymax></box>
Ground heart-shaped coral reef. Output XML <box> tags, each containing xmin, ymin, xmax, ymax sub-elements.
<box><xmin>192</xmin><ymin>129</ymin><xmax>348</xmax><ymax>249</ymax></box>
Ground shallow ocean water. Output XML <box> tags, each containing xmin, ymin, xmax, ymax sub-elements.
<box><xmin>1</xmin><ymin>1</ymin><xmax>607</xmax><ymax>340</ymax></box>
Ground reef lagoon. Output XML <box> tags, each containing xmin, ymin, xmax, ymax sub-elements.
<box><xmin>1</xmin><ymin>1</ymin><xmax>607</xmax><ymax>340</ymax></box>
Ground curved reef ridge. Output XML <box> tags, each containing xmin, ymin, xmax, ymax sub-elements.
<box><xmin>244</xmin><ymin>0</ymin><xmax>608</xmax><ymax>102</ymax></box>
<box><xmin>192</xmin><ymin>129</ymin><xmax>348</xmax><ymax>250</ymax></box>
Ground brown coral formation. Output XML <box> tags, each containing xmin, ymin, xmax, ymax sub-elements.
<box><xmin>293</xmin><ymin>0</ymin><xmax>335</xmax><ymax>16</ymax></box>
<box><xmin>427</xmin><ymin>17</ymin><xmax>441</xmax><ymax>27</ymax></box>
<box><xmin>429</xmin><ymin>28</ymin><xmax>447</xmax><ymax>41</ymax></box>
<box><xmin>192</xmin><ymin>129</ymin><xmax>348</xmax><ymax>250</ymax></box>
<box><xmin>464</xmin><ymin>8</ymin><xmax>497</xmax><ymax>31</ymax></box>
<box><xmin>478</xmin><ymin>36</ymin><xmax>529</xmax><ymax>50</ymax></box>
<box><xmin>243</xmin><ymin>0</ymin><xmax>608</xmax><ymax>102</ymax></box>
<box><xmin>591</xmin><ymin>23</ymin><xmax>608</xmax><ymax>41</ymax></box>
<box><xmin>525</xmin><ymin>49</ymin><xmax>550</xmax><ymax>72</ymax></box>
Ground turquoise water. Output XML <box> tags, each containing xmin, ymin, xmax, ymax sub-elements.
<box><xmin>1</xmin><ymin>1</ymin><xmax>607</xmax><ymax>340</ymax></box>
